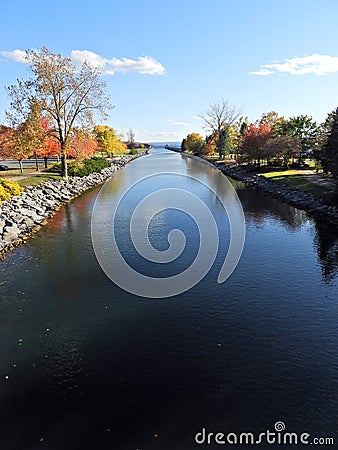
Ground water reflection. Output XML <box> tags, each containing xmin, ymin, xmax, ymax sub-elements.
<box><xmin>314</xmin><ymin>218</ymin><xmax>338</xmax><ymax>281</ymax></box>
<box><xmin>233</xmin><ymin>180</ymin><xmax>308</xmax><ymax>228</ymax></box>
<box><xmin>231</xmin><ymin>179</ymin><xmax>337</xmax><ymax>281</ymax></box>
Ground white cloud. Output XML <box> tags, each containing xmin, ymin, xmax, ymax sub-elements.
<box><xmin>191</xmin><ymin>115</ymin><xmax>200</xmax><ymax>120</ymax></box>
<box><xmin>250</xmin><ymin>69</ymin><xmax>274</xmax><ymax>76</ymax></box>
<box><xmin>71</xmin><ymin>50</ymin><xmax>106</xmax><ymax>69</ymax></box>
<box><xmin>0</xmin><ymin>48</ymin><xmax>165</xmax><ymax>76</ymax></box>
<box><xmin>0</xmin><ymin>49</ymin><xmax>27</xmax><ymax>63</ymax></box>
<box><xmin>166</xmin><ymin>119</ymin><xmax>191</xmax><ymax>126</ymax></box>
<box><xmin>71</xmin><ymin>50</ymin><xmax>165</xmax><ymax>75</ymax></box>
<box><xmin>251</xmin><ymin>54</ymin><xmax>338</xmax><ymax>76</ymax></box>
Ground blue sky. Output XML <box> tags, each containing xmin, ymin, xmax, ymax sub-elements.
<box><xmin>1</xmin><ymin>0</ymin><xmax>338</xmax><ymax>142</ymax></box>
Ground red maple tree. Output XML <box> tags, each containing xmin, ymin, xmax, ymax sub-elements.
<box><xmin>36</xmin><ymin>118</ymin><xmax>60</xmax><ymax>167</ymax></box>
<box><xmin>68</xmin><ymin>130</ymin><xmax>98</xmax><ymax>160</ymax></box>
<box><xmin>240</xmin><ymin>123</ymin><xmax>272</xmax><ymax>165</ymax></box>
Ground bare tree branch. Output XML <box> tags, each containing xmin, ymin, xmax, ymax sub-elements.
<box><xmin>200</xmin><ymin>99</ymin><xmax>240</xmax><ymax>158</ymax></box>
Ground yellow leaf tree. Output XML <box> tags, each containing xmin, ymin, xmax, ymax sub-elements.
<box><xmin>94</xmin><ymin>125</ymin><xmax>127</xmax><ymax>156</ymax></box>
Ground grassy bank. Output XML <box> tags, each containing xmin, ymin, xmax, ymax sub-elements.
<box><xmin>0</xmin><ymin>166</ymin><xmax>62</xmax><ymax>187</ymax></box>
<box><xmin>17</xmin><ymin>174</ymin><xmax>62</xmax><ymax>187</ymax></box>
<box><xmin>259</xmin><ymin>170</ymin><xmax>335</xmax><ymax>202</ymax></box>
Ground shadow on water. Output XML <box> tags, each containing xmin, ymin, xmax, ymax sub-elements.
<box><xmin>313</xmin><ymin>217</ymin><xmax>338</xmax><ymax>281</ymax></box>
<box><xmin>232</xmin><ymin>179</ymin><xmax>338</xmax><ymax>281</ymax></box>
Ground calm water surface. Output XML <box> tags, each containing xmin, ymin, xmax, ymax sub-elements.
<box><xmin>0</xmin><ymin>146</ymin><xmax>337</xmax><ymax>449</ymax></box>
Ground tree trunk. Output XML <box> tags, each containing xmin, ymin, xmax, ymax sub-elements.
<box><xmin>44</xmin><ymin>157</ymin><xmax>48</xmax><ymax>169</ymax></box>
<box><xmin>35</xmin><ymin>151</ymin><xmax>39</xmax><ymax>171</ymax></box>
<box><xmin>61</xmin><ymin>142</ymin><xmax>68</xmax><ymax>181</ymax></box>
<box><xmin>217</xmin><ymin>140</ymin><xmax>223</xmax><ymax>159</ymax></box>
<box><xmin>19</xmin><ymin>160</ymin><xmax>23</xmax><ymax>174</ymax></box>
<box><xmin>298</xmin><ymin>150</ymin><xmax>303</xmax><ymax>167</ymax></box>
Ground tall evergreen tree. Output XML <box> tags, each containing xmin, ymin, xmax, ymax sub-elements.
<box><xmin>321</xmin><ymin>107</ymin><xmax>338</xmax><ymax>178</ymax></box>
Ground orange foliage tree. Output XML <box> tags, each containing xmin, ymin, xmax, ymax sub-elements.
<box><xmin>68</xmin><ymin>130</ymin><xmax>98</xmax><ymax>160</ymax></box>
<box><xmin>0</xmin><ymin>123</ymin><xmax>36</xmax><ymax>172</ymax></box>
<box><xmin>0</xmin><ymin>125</ymin><xmax>15</xmax><ymax>160</ymax></box>
<box><xmin>240</xmin><ymin>123</ymin><xmax>272</xmax><ymax>166</ymax></box>
<box><xmin>36</xmin><ymin>118</ymin><xmax>60</xmax><ymax>168</ymax></box>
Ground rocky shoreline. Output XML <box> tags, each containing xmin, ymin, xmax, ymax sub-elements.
<box><xmin>0</xmin><ymin>153</ymin><xmax>145</xmax><ymax>258</ymax></box>
<box><xmin>211</xmin><ymin>160</ymin><xmax>338</xmax><ymax>225</ymax></box>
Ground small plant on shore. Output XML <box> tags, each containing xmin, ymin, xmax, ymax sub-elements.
<box><xmin>0</xmin><ymin>178</ymin><xmax>23</xmax><ymax>202</ymax></box>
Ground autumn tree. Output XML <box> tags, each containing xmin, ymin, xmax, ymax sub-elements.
<box><xmin>226</xmin><ymin>116</ymin><xmax>249</xmax><ymax>158</ymax></box>
<box><xmin>35</xmin><ymin>117</ymin><xmax>60</xmax><ymax>168</ymax></box>
<box><xmin>0</xmin><ymin>126</ymin><xmax>14</xmax><ymax>159</ymax></box>
<box><xmin>181</xmin><ymin>133</ymin><xmax>205</xmax><ymax>155</ymax></box>
<box><xmin>204</xmin><ymin>133</ymin><xmax>217</xmax><ymax>155</ymax></box>
<box><xmin>264</xmin><ymin>135</ymin><xmax>301</xmax><ymax>168</ymax></box>
<box><xmin>2</xmin><ymin>99</ymin><xmax>48</xmax><ymax>172</ymax></box>
<box><xmin>259</xmin><ymin>111</ymin><xmax>284</xmax><ymax>129</ymax></box>
<box><xmin>68</xmin><ymin>129</ymin><xmax>98</xmax><ymax>160</ymax></box>
<box><xmin>28</xmin><ymin>108</ymin><xmax>56</xmax><ymax>171</ymax></box>
<box><xmin>5</xmin><ymin>47</ymin><xmax>111</xmax><ymax>179</ymax></box>
<box><xmin>240</xmin><ymin>123</ymin><xmax>272</xmax><ymax>166</ymax></box>
<box><xmin>37</xmin><ymin>135</ymin><xmax>60</xmax><ymax>168</ymax></box>
<box><xmin>273</xmin><ymin>115</ymin><xmax>318</xmax><ymax>165</ymax></box>
<box><xmin>201</xmin><ymin>99</ymin><xmax>240</xmax><ymax>158</ymax></box>
<box><xmin>6</xmin><ymin>125</ymin><xmax>35</xmax><ymax>172</ymax></box>
<box><xmin>94</xmin><ymin>125</ymin><xmax>127</xmax><ymax>156</ymax></box>
<box><xmin>0</xmin><ymin>111</ymin><xmax>45</xmax><ymax>173</ymax></box>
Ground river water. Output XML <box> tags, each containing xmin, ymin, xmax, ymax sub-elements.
<box><xmin>0</xmin><ymin>145</ymin><xmax>337</xmax><ymax>449</ymax></box>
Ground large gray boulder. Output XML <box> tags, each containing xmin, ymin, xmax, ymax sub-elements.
<box><xmin>2</xmin><ymin>222</ymin><xmax>20</xmax><ymax>244</ymax></box>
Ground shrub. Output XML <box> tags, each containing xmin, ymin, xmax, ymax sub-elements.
<box><xmin>70</xmin><ymin>157</ymin><xmax>110</xmax><ymax>176</ymax></box>
<box><xmin>0</xmin><ymin>178</ymin><xmax>23</xmax><ymax>202</ymax></box>
<box><xmin>0</xmin><ymin>185</ymin><xmax>11</xmax><ymax>202</ymax></box>
<box><xmin>129</xmin><ymin>148</ymin><xmax>138</xmax><ymax>155</ymax></box>
<box><xmin>49</xmin><ymin>157</ymin><xmax>110</xmax><ymax>177</ymax></box>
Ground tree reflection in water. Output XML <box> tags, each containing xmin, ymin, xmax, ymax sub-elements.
<box><xmin>233</xmin><ymin>179</ymin><xmax>337</xmax><ymax>282</ymax></box>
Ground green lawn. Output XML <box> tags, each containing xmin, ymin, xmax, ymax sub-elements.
<box><xmin>261</xmin><ymin>169</ymin><xmax>302</xmax><ymax>179</ymax></box>
<box><xmin>0</xmin><ymin>165</ymin><xmax>62</xmax><ymax>187</ymax></box>
<box><xmin>17</xmin><ymin>173</ymin><xmax>62</xmax><ymax>187</ymax></box>
<box><xmin>260</xmin><ymin>170</ymin><xmax>335</xmax><ymax>201</ymax></box>
<box><xmin>0</xmin><ymin>167</ymin><xmax>40</xmax><ymax>178</ymax></box>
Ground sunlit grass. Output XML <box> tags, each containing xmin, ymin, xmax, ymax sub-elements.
<box><xmin>17</xmin><ymin>174</ymin><xmax>62</xmax><ymax>187</ymax></box>
<box><xmin>262</xmin><ymin>170</ymin><xmax>301</xmax><ymax>178</ymax></box>
<box><xmin>260</xmin><ymin>171</ymin><xmax>334</xmax><ymax>201</ymax></box>
<box><xmin>0</xmin><ymin>167</ymin><xmax>40</xmax><ymax>178</ymax></box>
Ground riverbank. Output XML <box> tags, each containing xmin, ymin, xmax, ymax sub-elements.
<box><xmin>0</xmin><ymin>153</ymin><xmax>146</xmax><ymax>258</ymax></box>
<box><xmin>179</xmin><ymin>151</ymin><xmax>338</xmax><ymax>225</ymax></box>
<box><xmin>209</xmin><ymin>159</ymin><xmax>338</xmax><ymax>225</ymax></box>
